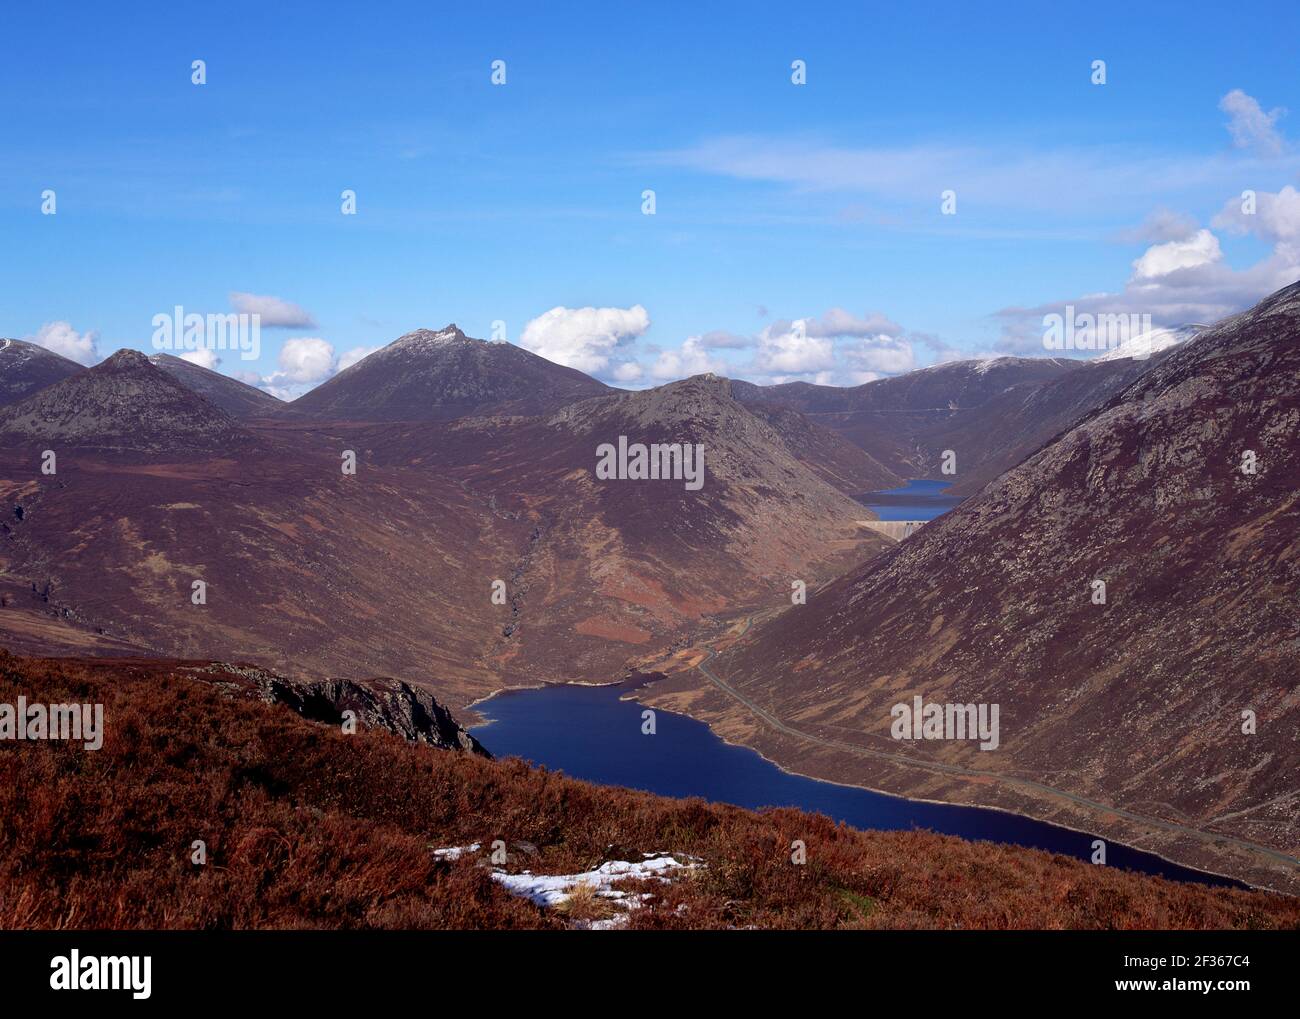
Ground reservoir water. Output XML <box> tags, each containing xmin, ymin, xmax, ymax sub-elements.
<box><xmin>471</xmin><ymin>479</ymin><xmax>1238</xmax><ymax>889</ymax></box>
<box><xmin>470</xmin><ymin>680</ymin><xmax>1239</xmax><ymax>888</ymax></box>
<box><xmin>857</xmin><ymin>478</ymin><xmax>962</xmax><ymax>520</ymax></box>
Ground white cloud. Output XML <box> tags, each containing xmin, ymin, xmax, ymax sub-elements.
<box><xmin>651</xmin><ymin>336</ymin><xmax>725</xmax><ymax>380</ymax></box>
<box><xmin>1213</xmin><ymin>185</ymin><xmax>1300</xmax><ymax>253</ymax></box>
<box><xmin>994</xmin><ymin>217</ymin><xmax>1300</xmax><ymax>353</ymax></box>
<box><xmin>754</xmin><ymin>320</ymin><xmax>836</xmax><ymax>374</ymax></box>
<box><xmin>520</xmin><ymin>304</ymin><xmax>650</xmax><ymax>377</ymax></box>
<box><xmin>337</xmin><ymin>346</ymin><xmax>377</xmax><ymax>372</ymax></box>
<box><xmin>842</xmin><ymin>333</ymin><xmax>916</xmax><ymax>375</ymax></box>
<box><xmin>610</xmin><ymin>361</ymin><xmax>644</xmax><ymax>383</ymax></box>
<box><xmin>229</xmin><ymin>291</ymin><xmax>317</xmax><ymax>328</ymax></box>
<box><xmin>1219</xmin><ymin>90</ymin><xmax>1287</xmax><ymax>157</ymax></box>
<box><xmin>805</xmin><ymin>308</ymin><xmax>902</xmax><ymax>338</ymax></box>
<box><xmin>178</xmin><ymin>348</ymin><xmax>220</xmax><ymax>370</ymax></box>
<box><xmin>25</xmin><ymin>321</ymin><xmax>99</xmax><ymax>365</ymax></box>
<box><xmin>1131</xmin><ymin>229</ymin><xmax>1222</xmax><ymax>280</ymax></box>
<box><xmin>261</xmin><ymin>337</ymin><xmax>336</xmax><ymax>395</ymax></box>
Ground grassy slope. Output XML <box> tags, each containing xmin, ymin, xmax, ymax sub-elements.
<box><xmin>1</xmin><ymin>651</ymin><xmax>1296</xmax><ymax>930</ymax></box>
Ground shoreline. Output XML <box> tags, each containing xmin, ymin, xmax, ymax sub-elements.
<box><xmin>467</xmin><ymin>672</ymin><xmax>1294</xmax><ymax>896</ymax></box>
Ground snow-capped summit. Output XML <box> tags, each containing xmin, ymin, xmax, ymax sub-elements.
<box><xmin>1094</xmin><ymin>324</ymin><xmax>1207</xmax><ymax>362</ymax></box>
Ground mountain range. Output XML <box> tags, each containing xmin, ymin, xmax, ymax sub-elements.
<box><xmin>1</xmin><ymin>291</ymin><xmax>1295</xmax><ymax>892</ymax></box>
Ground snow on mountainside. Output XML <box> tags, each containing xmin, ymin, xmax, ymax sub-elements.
<box><xmin>1094</xmin><ymin>324</ymin><xmax>1207</xmax><ymax>362</ymax></box>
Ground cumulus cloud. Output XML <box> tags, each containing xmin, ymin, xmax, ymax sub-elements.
<box><xmin>754</xmin><ymin>320</ymin><xmax>837</xmax><ymax>374</ymax></box>
<box><xmin>842</xmin><ymin>333</ymin><xmax>916</xmax><ymax>376</ymax></box>
<box><xmin>259</xmin><ymin>337</ymin><xmax>337</xmax><ymax>397</ymax></box>
<box><xmin>337</xmin><ymin>346</ymin><xmax>378</xmax><ymax>372</ymax></box>
<box><xmin>1212</xmin><ymin>185</ymin><xmax>1300</xmax><ymax>253</ymax></box>
<box><xmin>1131</xmin><ymin>229</ymin><xmax>1222</xmax><ymax>280</ymax></box>
<box><xmin>803</xmin><ymin>308</ymin><xmax>903</xmax><ymax>338</ymax></box>
<box><xmin>1219</xmin><ymin>90</ymin><xmax>1287</xmax><ymax>157</ymax></box>
<box><xmin>610</xmin><ymin>361</ymin><xmax>643</xmax><ymax>383</ymax></box>
<box><xmin>229</xmin><ymin>291</ymin><xmax>317</xmax><ymax>328</ymax></box>
<box><xmin>993</xmin><ymin>213</ymin><xmax>1300</xmax><ymax>353</ymax></box>
<box><xmin>177</xmin><ymin>348</ymin><xmax>221</xmax><ymax>370</ymax></box>
<box><xmin>651</xmin><ymin>336</ymin><xmax>726</xmax><ymax>380</ymax></box>
<box><xmin>25</xmin><ymin>321</ymin><xmax>100</xmax><ymax>365</ymax></box>
<box><xmin>520</xmin><ymin>304</ymin><xmax>650</xmax><ymax>377</ymax></box>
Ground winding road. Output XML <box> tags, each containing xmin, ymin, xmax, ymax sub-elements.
<box><xmin>694</xmin><ymin>618</ymin><xmax>1300</xmax><ymax>875</ymax></box>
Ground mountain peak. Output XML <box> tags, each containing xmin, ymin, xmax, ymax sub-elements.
<box><xmin>390</xmin><ymin>325</ymin><xmax>473</xmax><ymax>350</ymax></box>
<box><xmin>0</xmin><ymin>342</ymin><xmax>252</xmax><ymax>454</ymax></box>
<box><xmin>290</xmin><ymin>324</ymin><xmax>607</xmax><ymax>422</ymax></box>
<box><xmin>0</xmin><ymin>337</ymin><xmax>86</xmax><ymax>408</ymax></box>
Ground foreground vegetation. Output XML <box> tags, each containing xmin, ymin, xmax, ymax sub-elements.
<box><xmin>1</xmin><ymin>651</ymin><xmax>1296</xmax><ymax>930</ymax></box>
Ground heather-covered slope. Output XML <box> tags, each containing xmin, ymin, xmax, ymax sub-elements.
<box><xmin>3</xmin><ymin>651</ymin><xmax>1295</xmax><ymax>930</ymax></box>
<box><xmin>0</xmin><ymin>365</ymin><xmax>885</xmax><ymax>707</ymax></box>
<box><xmin>734</xmin><ymin>354</ymin><xmax>1189</xmax><ymax>496</ymax></box>
<box><xmin>369</xmin><ymin>374</ymin><xmax>892</xmax><ymax>687</ymax></box>
<box><xmin>646</xmin><ymin>281</ymin><xmax>1300</xmax><ymax>892</ymax></box>
<box><xmin>289</xmin><ymin>325</ymin><xmax>609</xmax><ymax>421</ymax></box>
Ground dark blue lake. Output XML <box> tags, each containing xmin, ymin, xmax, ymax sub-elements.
<box><xmin>858</xmin><ymin>478</ymin><xmax>963</xmax><ymax>520</ymax></box>
<box><xmin>471</xmin><ymin>680</ymin><xmax>1240</xmax><ymax>888</ymax></box>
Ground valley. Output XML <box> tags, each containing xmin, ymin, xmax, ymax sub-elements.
<box><xmin>2</xmin><ymin>284</ymin><xmax>1298</xmax><ymax>905</ymax></box>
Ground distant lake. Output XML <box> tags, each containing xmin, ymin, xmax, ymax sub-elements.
<box><xmin>471</xmin><ymin>680</ymin><xmax>1240</xmax><ymax>889</ymax></box>
<box><xmin>858</xmin><ymin>478</ymin><xmax>962</xmax><ymax>520</ymax></box>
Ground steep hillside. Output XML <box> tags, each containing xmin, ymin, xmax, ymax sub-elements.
<box><xmin>367</xmin><ymin>374</ymin><xmax>893</xmax><ymax>687</ymax></box>
<box><xmin>0</xmin><ymin>369</ymin><xmax>885</xmax><ymax>708</ymax></box>
<box><xmin>735</xmin><ymin>356</ymin><xmax>1086</xmax><ymax>480</ymax></box>
<box><xmin>0</xmin><ymin>338</ymin><xmax>83</xmax><ymax>407</ymax></box>
<box><xmin>3</xmin><ymin>651</ymin><xmax>1294</xmax><ymax>930</ymax></box>
<box><xmin>644</xmin><ymin>281</ymin><xmax>1300</xmax><ymax>893</ymax></box>
<box><xmin>149</xmin><ymin>352</ymin><xmax>284</xmax><ymax>419</ymax></box>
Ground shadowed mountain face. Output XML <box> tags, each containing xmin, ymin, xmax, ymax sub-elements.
<box><xmin>0</xmin><ymin>339</ymin><xmax>83</xmax><ymax>408</ymax></box>
<box><xmin>735</xmin><ymin>353</ymin><xmax>1190</xmax><ymax>494</ymax></box>
<box><xmin>288</xmin><ymin>325</ymin><xmax>611</xmax><ymax>421</ymax></box>
<box><xmin>148</xmin><ymin>352</ymin><xmax>284</xmax><ymax>419</ymax></box>
<box><xmin>701</xmin><ymin>281</ymin><xmax>1300</xmax><ymax>891</ymax></box>
<box><xmin>734</xmin><ymin>357</ymin><xmax>1086</xmax><ymax>479</ymax></box>
<box><xmin>0</xmin><ymin>349</ymin><xmax>255</xmax><ymax>455</ymax></box>
<box><xmin>0</xmin><ymin>357</ymin><xmax>885</xmax><ymax>706</ymax></box>
<box><xmin>357</xmin><ymin>374</ymin><xmax>893</xmax><ymax>686</ymax></box>
<box><xmin>925</xmin><ymin>354</ymin><xmax>1178</xmax><ymax>496</ymax></box>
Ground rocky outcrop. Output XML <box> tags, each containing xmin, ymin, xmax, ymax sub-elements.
<box><xmin>204</xmin><ymin>664</ymin><xmax>489</xmax><ymax>755</ymax></box>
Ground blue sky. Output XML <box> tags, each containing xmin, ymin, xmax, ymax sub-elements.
<box><xmin>2</xmin><ymin>0</ymin><xmax>1298</xmax><ymax>395</ymax></box>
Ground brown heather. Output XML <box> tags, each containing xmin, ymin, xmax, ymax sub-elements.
<box><xmin>1</xmin><ymin>650</ymin><xmax>1296</xmax><ymax>931</ymax></box>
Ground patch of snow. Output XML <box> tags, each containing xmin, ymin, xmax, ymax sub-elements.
<box><xmin>1094</xmin><ymin>324</ymin><xmax>1206</xmax><ymax>362</ymax></box>
<box><xmin>430</xmin><ymin>842</ymin><xmax>481</xmax><ymax>860</ymax></box>
<box><xmin>490</xmin><ymin>853</ymin><xmax>701</xmax><ymax>917</ymax></box>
